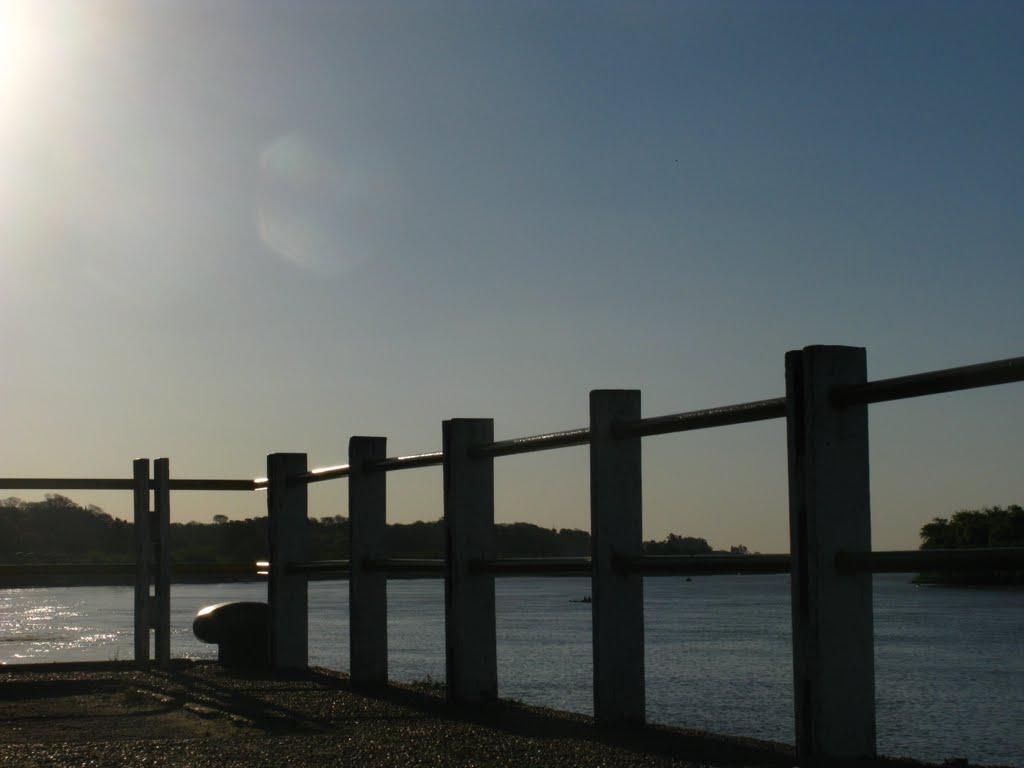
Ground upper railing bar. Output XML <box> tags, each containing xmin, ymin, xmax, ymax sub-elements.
<box><xmin>290</xmin><ymin>464</ymin><xmax>351</xmax><ymax>485</ymax></box>
<box><xmin>613</xmin><ymin>398</ymin><xmax>786</xmax><ymax>440</ymax></box>
<box><xmin>833</xmin><ymin>355</ymin><xmax>1024</xmax><ymax>407</ymax></box>
<box><xmin>0</xmin><ymin>478</ymin><xmax>263</xmax><ymax>492</ymax></box>
<box><xmin>472</xmin><ymin>428</ymin><xmax>592</xmax><ymax>459</ymax></box>
<box><xmin>365</xmin><ymin>452</ymin><xmax>445</xmax><ymax>473</ymax></box>
<box><xmin>168</xmin><ymin>479</ymin><xmax>262</xmax><ymax>491</ymax></box>
<box><xmin>0</xmin><ymin>478</ymin><xmax>135</xmax><ymax>491</ymax></box>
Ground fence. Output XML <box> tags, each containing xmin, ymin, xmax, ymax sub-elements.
<box><xmin>2</xmin><ymin>345</ymin><xmax>1022</xmax><ymax>766</ymax></box>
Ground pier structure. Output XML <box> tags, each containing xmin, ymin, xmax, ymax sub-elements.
<box><xmin>2</xmin><ymin>345</ymin><xmax>1023</xmax><ymax>766</ymax></box>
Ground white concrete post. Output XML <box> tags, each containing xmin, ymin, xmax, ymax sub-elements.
<box><xmin>153</xmin><ymin>457</ymin><xmax>171</xmax><ymax>667</ymax></box>
<box><xmin>132</xmin><ymin>458</ymin><xmax>151</xmax><ymax>667</ymax></box>
<box><xmin>785</xmin><ymin>345</ymin><xmax>875</xmax><ymax>764</ymax></box>
<box><xmin>589</xmin><ymin>390</ymin><xmax>645</xmax><ymax>724</ymax></box>
<box><xmin>443</xmin><ymin>418</ymin><xmax>497</xmax><ymax>704</ymax></box>
<box><xmin>267</xmin><ymin>452</ymin><xmax>309</xmax><ymax>670</ymax></box>
<box><xmin>349</xmin><ymin>436</ymin><xmax>388</xmax><ymax>687</ymax></box>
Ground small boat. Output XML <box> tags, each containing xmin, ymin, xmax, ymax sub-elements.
<box><xmin>570</xmin><ymin>595</ymin><xmax>592</xmax><ymax>604</ymax></box>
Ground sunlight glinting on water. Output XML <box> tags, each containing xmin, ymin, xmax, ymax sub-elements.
<box><xmin>0</xmin><ymin>578</ymin><xmax>1020</xmax><ymax>766</ymax></box>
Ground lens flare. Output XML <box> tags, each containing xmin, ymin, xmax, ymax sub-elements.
<box><xmin>258</xmin><ymin>133</ymin><xmax>377</xmax><ymax>276</ymax></box>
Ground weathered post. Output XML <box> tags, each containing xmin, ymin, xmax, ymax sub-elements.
<box><xmin>153</xmin><ymin>457</ymin><xmax>171</xmax><ymax>667</ymax></box>
<box><xmin>349</xmin><ymin>436</ymin><xmax>388</xmax><ymax>687</ymax></box>
<box><xmin>443</xmin><ymin>419</ymin><xmax>497</xmax><ymax>704</ymax></box>
<box><xmin>267</xmin><ymin>452</ymin><xmax>309</xmax><ymax>670</ymax></box>
<box><xmin>132</xmin><ymin>458</ymin><xmax>151</xmax><ymax>667</ymax></box>
<box><xmin>785</xmin><ymin>345</ymin><xmax>875</xmax><ymax>764</ymax></box>
<box><xmin>589</xmin><ymin>390</ymin><xmax>645</xmax><ymax>724</ymax></box>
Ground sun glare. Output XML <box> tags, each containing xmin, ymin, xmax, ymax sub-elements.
<box><xmin>0</xmin><ymin>1</ymin><xmax>120</xmax><ymax>132</ymax></box>
<box><xmin>0</xmin><ymin>2</ymin><xmax>61</xmax><ymax>107</ymax></box>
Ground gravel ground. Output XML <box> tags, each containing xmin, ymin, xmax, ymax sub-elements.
<box><xmin>0</xmin><ymin>661</ymin><xmax>993</xmax><ymax>768</ymax></box>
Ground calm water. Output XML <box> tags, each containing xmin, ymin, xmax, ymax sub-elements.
<box><xmin>1</xmin><ymin>575</ymin><xmax>1021</xmax><ymax>766</ymax></box>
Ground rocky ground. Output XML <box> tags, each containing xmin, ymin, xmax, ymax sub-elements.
<box><xmin>0</xmin><ymin>661</ymin><xmax>997</xmax><ymax>768</ymax></box>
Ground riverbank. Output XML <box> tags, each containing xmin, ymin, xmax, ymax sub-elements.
<box><xmin>0</xmin><ymin>661</ymin><xmax>789</xmax><ymax>767</ymax></box>
<box><xmin>0</xmin><ymin>661</ymin><xmax>1010</xmax><ymax>768</ymax></box>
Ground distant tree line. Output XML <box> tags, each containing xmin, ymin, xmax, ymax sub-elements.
<box><xmin>918</xmin><ymin>505</ymin><xmax>1023</xmax><ymax>586</ymax></box>
<box><xmin>0</xmin><ymin>495</ymin><xmax>753</xmax><ymax>586</ymax></box>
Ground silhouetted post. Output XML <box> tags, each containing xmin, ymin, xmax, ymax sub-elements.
<box><xmin>785</xmin><ymin>346</ymin><xmax>875</xmax><ymax>764</ymax></box>
<box><xmin>349</xmin><ymin>436</ymin><xmax>388</xmax><ymax>687</ymax></box>
<box><xmin>443</xmin><ymin>418</ymin><xmax>497</xmax><ymax>704</ymax></box>
<box><xmin>133</xmin><ymin>458</ymin><xmax>151</xmax><ymax>667</ymax></box>
<box><xmin>590</xmin><ymin>390</ymin><xmax>645</xmax><ymax>724</ymax></box>
<box><xmin>267</xmin><ymin>452</ymin><xmax>309</xmax><ymax>669</ymax></box>
<box><xmin>153</xmin><ymin>458</ymin><xmax>171</xmax><ymax>667</ymax></box>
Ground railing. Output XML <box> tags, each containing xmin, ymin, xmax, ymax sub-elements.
<box><xmin>2</xmin><ymin>345</ymin><xmax>1022</xmax><ymax>766</ymax></box>
<box><xmin>0</xmin><ymin>466</ymin><xmax>260</xmax><ymax>666</ymax></box>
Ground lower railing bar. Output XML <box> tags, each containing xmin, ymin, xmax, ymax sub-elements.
<box><xmin>366</xmin><ymin>452</ymin><xmax>444</xmax><ymax>472</ymax></box>
<box><xmin>614</xmin><ymin>398</ymin><xmax>786</xmax><ymax>440</ymax></box>
<box><xmin>0</xmin><ymin>563</ymin><xmax>137</xmax><ymax>576</ymax></box>
<box><xmin>833</xmin><ymin>355</ymin><xmax>1024</xmax><ymax>407</ymax></box>
<box><xmin>472</xmin><ymin>556</ymin><xmax>591</xmax><ymax>574</ymax></box>
<box><xmin>290</xmin><ymin>464</ymin><xmax>351</xmax><ymax>485</ymax></box>
<box><xmin>472</xmin><ymin>428</ymin><xmax>591</xmax><ymax>459</ymax></box>
<box><xmin>836</xmin><ymin>547</ymin><xmax>1024</xmax><ymax>573</ymax></box>
<box><xmin>624</xmin><ymin>553</ymin><xmax>792</xmax><ymax>575</ymax></box>
<box><xmin>172</xmin><ymin>562</ymin><xmax>267</xmax><ymax>575</ymax></box>
<box><xmin>285</xmin><ymin>559</ymin><xmax>351</xmax><ymax>574</ymax></box>
<box><xmin>364</xmin><ymin>557</ymin><xmax>445</xmax><ymax>574</ymax></box>
<box><xmin>0</xmin><ymin>562</ymin><xmax>265</xmax><ymax>577</ymax></box>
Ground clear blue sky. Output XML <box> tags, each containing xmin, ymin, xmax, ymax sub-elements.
<box><xmin>1</xmin><ymin>1</ymin><xmax>1021</xmax><ymax>552</ymax></box>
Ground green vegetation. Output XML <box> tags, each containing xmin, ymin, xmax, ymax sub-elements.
<box><xmin>0</xmin><ymin>495</ymin><xmax>747</xmax><ymax>586</ymax></box>
<box><xmin>918</xmin><ymin>505</ymin><xmax>1024</xmax><ymax>586</ymax></box>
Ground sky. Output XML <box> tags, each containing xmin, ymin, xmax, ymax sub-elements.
<box><xmin>1</xmin><ymin>0</ymin><xmax>1021</xmax><ymax>553</ymax></box>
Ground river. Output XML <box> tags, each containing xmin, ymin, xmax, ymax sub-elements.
<box><xmin>1</xmin><ymin>574</ymin><xmax>1021</xmax><ymax>766</ymax></box>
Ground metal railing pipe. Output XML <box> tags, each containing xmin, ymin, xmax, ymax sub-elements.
<box><xmin>472</xmin><ymin>428</ymin><xmax>591</xmax><ymax>458</ymax></box>
<box><xmin>172</xmin><ymin>562</ymin><xmax>267</xmax><ymax>576</ymax></box>
<box><xmin>623</xmin><ymin>553</ymin><xmax>792</xmax><ymax>575</ymax></box>
<box><xmin>366</xmin><ymin>452</ymin><xmax>444</xmax><ymax>473</ymax></box>
<box><xmin>0</xmin><ymin>562</ymin><xmax>267</xmax><ymax>577</ymax></box>
<box><xmin>614</xmin><ymin>398</ymin><xmax>786</xmax><ymax>439</ymax></box>
<box><xmin>0</xmin><ymin>563</ymin><xmax>136</xmax><ymax>576</ymax></box>
<box><xmin>165</xmin><ymin>478</ymin><xmax>262</xmax><ymax>491</ymax></box>
<box><xmin>0</xmin><ymin>478</ymin><xmax>264</xmax><ymax>491</ymax></box>
<box><xmin>290</xmin><ymin>464</ymin><xmax>351</xmax><ymax>485</ymax></box>
<box><xmin>472</xmin><ymin>557</ymin><xmax>591</xmax><ymax>575</ymax></box>
<box><xmin>365</xmin><ymin>557</ymin><xmax>445</xmax><ymax>574</ymax></box>
<box><xmin>0</xmin><ymin>478</ymin><xmax>135</xmax><ymax>490</ymax></box>
<box><xmin>285</xmin><ymin>559</ymin><xmax>351</xmax><ymax>575</ymax></box>
<box><xmin>836</xmin><ymin>547</ymin><xmax>1024</xmax><ymax>573</ymax></box>
<box><xmin>833</xmin><ymin>355</ymin><xmax>1024</xmax><ymax>407</ymax></box>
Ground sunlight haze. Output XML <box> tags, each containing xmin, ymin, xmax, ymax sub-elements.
<box><xmin>1</xmin><ymin>0</ymin><xmax>1022</xmax><ymax>554</ymax></box>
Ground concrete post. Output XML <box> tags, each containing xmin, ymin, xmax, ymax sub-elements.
<box><xmin>590</xmin><ymin>390</ymin><xmax>645</xmax><ymax>724</ymax></box>
<box><xmin>349</xmin><ymin>436</ymin><xmax>388</xmax><ymax>687</ymax></box>
<box><xmin>443</xmin><ymin>418</ymin><xmax>497</xmax><ymax>704</ymax></box>
<box><xmin>267</xmin><ymin>452</ymin><xmax>309</xmax><ymax>670</ymax></box>
<box><xmin>153</xmin><ymin>457</ymin><xmax>171</xmax><ymax>667</ymax></box>
<box><xmin>132</xmin><ymin>458</ymin><xmax>151</xmax><ymax>667</ymax></box>
<box><xmin>785</xmin><ymin>345</ymin><xmax>875</xmax><ymax>764</ymax></box>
